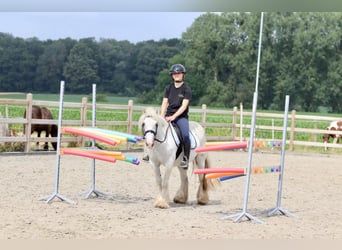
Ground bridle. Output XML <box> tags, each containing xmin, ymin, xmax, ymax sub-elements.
<box><xmin>142</xmin><ymin>116</ymin><xmax>173</xmax><ymax>144</ymax></box>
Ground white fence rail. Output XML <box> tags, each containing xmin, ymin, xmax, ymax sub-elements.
<box><xmin>1</xmin><ymin>94</ymin><xmax>342</xmax><ymax>153</ymax></box>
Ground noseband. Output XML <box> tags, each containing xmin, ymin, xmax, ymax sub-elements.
<box><xmin>143</xmin><ymin>127</ymin><xmax>158</xmax><ymax>138</ymax></box>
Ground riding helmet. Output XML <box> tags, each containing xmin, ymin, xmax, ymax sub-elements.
<box><xmin>169</xmin><ymin>64</ymin><xmax>186</xmax><ymax>75</ymax></box>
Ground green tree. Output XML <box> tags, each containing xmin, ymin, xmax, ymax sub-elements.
<box><xmin>63</xmin><ymin>40</ymin><xmax>99</xmax><ymax>93</ymax></box>
<box><xmin>35</xmin><ymin>39</ymin><xmax>75</xmax><ymax>93</ymax></box>
<box><xmin>97</xmin><ymin>39</ymin><xmax>134</xmax><ymax>94</ymax></box>
<box><xmin>0</xmin><ymin>34</ymin><xmax>43</xmax><ymax>92</ymax></box>
<box><xmin>181</xmin><ymin>12</ymin><xmax>261</xmax><ymax>107</ymax></box>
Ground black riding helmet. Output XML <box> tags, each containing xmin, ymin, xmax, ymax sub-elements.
<box><xmin>169</xmin><ymin>64</ymin><xmax>186</xmax><ymax>82</ymax></box>
<box><xmin>169</xmin><ymin>64</ymin><xmax>186</xmax><ymax>75</ymax></box>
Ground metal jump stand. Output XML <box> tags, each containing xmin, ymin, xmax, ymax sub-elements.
<box><xmin>267</xmin><ymin>95</ymin><xmax>295</xmax><ymax>218</ymax></box>
<box><xmin>222</xmin><ymin>92</ymin><xmax>264</xmax><ymax>224</ymax></box>
<box><xmin>223</xmin><ymin>94</ymin><xmax>295</xmax><ymax>223</ymax></box>
<box><xmin>222</xmin><ymin>12</ymin><xmax>295</xmax><ymax>223</ymax></box>
<box><xmin>40</xmin><ymin>82</ymin><xmax>113</xmax><ymax>203</ymax></box>
<box><xmin>222</xmin><ymin>12</ymin><xmax>265</xmax><ymax>224</ymax></box>
<box><xmin>39</xmin><ymin>81</ymin><xmax>76</xmax><ymax>204</ymax></box>
<box><xmin>80</xmin><ymin>83</ymin><xmax>112</xmax><ymax>199</ymax></box>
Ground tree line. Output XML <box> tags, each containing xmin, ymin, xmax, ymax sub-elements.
<box><xmin>0</xmin><ymin>12</ymin><xmax>341</xmax><ymax>113</ymax></box>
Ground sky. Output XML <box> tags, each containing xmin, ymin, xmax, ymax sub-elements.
<box><xmin>0</xmin><ymin>12</ymin><xmax>206</xmax><ymax>43</ymax></box>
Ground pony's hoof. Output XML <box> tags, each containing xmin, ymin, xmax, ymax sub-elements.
<box><xmin>173</xmin><ymin>199</ymin><xmax>187</xmax><ymax>204</ymax></box>
<box><xmin>173</xmin><ymin>196</ymin><xmax>187</xmax><ymax>204</ymax></box>
<box><xmin>197</xmin><ymin>193</ymin><xmax>209</xmax><ymax>205</ymax></box>
<box><xmin>153</xmin><ymin>199</ymin><xmax>170</xmax><ymax>209</ymax></box>
<box><xmin>197</xmin><ymin>199</ymin><xmax>209</xmax><ymax>205</ymax></box>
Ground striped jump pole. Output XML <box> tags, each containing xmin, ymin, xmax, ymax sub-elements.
<box><xmin>195</xmin><ymin>141</ymin><xmax>248</xmax><ymax>153</ymax></box>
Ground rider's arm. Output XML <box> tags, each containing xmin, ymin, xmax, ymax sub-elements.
<box><xmin>160</xmin><ymin>97</ymin><xmax>169</xmax><ymax>118</ymax></box>
<box><xmin>167</xmin><ymin>99</ymin><xmax>189</xmax><ymax>122</ymax></box>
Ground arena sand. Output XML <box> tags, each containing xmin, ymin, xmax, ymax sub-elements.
<box><xmin>0</xmin><ymin>150</ymin><xmax>341</xmax><ymax>239</ymax></box>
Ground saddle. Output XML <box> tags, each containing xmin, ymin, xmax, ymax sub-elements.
<box><xmin>169</xmin><ymin>122</ymin><xmax>197</xmax><ymax>160</ymax></box>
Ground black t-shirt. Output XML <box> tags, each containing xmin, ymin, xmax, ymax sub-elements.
<box><xmin>164</xmin><ymin>82</ymin><xmax>192</xmax><ymax>118</ymax></box>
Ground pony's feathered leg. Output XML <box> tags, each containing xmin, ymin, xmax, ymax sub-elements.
<box><xmin>196</xmin><ymin>155</ymin><xmax>209</xmax><ymax>205</ymax></box>
<box><xmin>195</xmin><ymin>155</ymin><xmax>220</xmax><ymax>205</ymax></box>
<box><xmin>152</xmin><ymin>163</ymin><xmax>171</xmax><ymax>209</ymax></box>
<box><xmin>173</xmin><ymin>167</ymin><xmax>189</xmax><ymax>204</ymax></box>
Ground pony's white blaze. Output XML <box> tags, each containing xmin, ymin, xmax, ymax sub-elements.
<box><xmin>138</xmin><ymin>107</ymin><xmax>219</xmax><ymax>209</ymax></box>
<box><xmin>143</xmin><ymin>117</ymin><xmax>157</xmax><ymax>148</ymax></box>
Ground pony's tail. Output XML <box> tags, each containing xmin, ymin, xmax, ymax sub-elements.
<box><xmin>203</xmin><ymin>157</ymin><xmax>221</xmax><ymax>191</ymax></box>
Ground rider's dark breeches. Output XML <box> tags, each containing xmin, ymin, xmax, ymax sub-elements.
<box><xmin>175</xmin><ymin>117</ymin><xmax>190</xmax><ymax>160</ymax></box>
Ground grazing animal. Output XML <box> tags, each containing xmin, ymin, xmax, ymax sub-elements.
<box><xmin>323</xmin><ymin>120</ymin><xmax>342</xmax><ymax>151</ymax></box>
<box><xmin>138</xmin><ymin>107</ymin><xmax>219</xmax><ymax>209</ymax></box>
<box><xmin>23</xmin><ymin>105</ymin><xmax>58</xmax><ymax>150</ymax></box>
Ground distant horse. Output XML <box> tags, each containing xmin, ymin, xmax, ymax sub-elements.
<box><xmin>138</xmin><ymin>107</ymin><xmax>219</xmax><ymax>209</ymax></box>
<box><xmin>323</xmin><ymin>120</ymin><xmax>342</xmax><ymax>151</ymax></box>
<box><xmin>23</xmin><ymin>105</ymin><xmax>58</xmax><ymax>150</ymax></box>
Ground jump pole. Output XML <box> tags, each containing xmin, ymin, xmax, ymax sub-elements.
<box><xmin>267</xmin><ymin>95</ymin><xmax>295</xmax><ymax>218</ymax></box>
<box><xmin>39</xmin><ymin>81</ymin><xmax>76</xmax><ymax>204</ymax></box>
<box><xmin>222</xmin><ymin>12</ymin><xmax>265</xmax><ymax>224</ymax></box>
<box><xmin>81</xmin><ymin>83</ymin><xmax>112</xmax><ymax>199</ymax></box>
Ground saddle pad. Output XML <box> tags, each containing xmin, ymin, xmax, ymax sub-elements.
<box><xmin>170</xmin><ymin>124</ymin><xmax>196</xmax><ymax>149</ymax></box>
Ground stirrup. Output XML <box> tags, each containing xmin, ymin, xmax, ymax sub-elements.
<box><xmin>180</xmin><ymin>156</ymin><xmax>189</xmax><ymax>169</ymax></box>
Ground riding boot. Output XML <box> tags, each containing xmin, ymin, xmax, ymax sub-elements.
<box><xmin>180</xmin><ymin>140</ymin><xmax>191</xmax><ymax>169</ymax></box>
<box><xmin>142</xmin><ymin>155</ymin><xmax>149</xmax><ymax>162</ymax></box>
<box><xmin>142</xmin><ymin>145</ymin><xmax>149</xmax><ymax>162</ymax></box>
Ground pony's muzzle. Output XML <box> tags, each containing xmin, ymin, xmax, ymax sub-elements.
<box><xmin>145</xmin><ymin>140</ymin><xmax>154</xmax><ymax>148</ymax></box>
<box><xmin>143</xmin><ymin>129</ymin><xmax>156</xmax><ymax>148</ymax></box>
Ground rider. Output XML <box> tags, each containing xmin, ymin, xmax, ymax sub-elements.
<box><xmin>142</xmin><ymin>64</ymin><xmax>192</xmax><ymax>168</ymax></box>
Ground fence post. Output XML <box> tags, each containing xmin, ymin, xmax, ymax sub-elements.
<box><xmin>232</xmin><ymin>106</ymin><xmax>237</xmax><ymax>140</ymax></box>
<box><xmin>0</xmin><ymin>105</ymin><xmax>9</xmax><ymax>138</ymax></box>
<box><xmin>290</xmin><ymin>110</ymin><xmax>296</xmax><ymax>151</ymax></box>
<box><xmin>127</xmin><ymin>100</ymin><xmax>134</xmax><ymax>150</ymax></box>
<box><xmin>313</xmin><ymin>120</ymin><xmax>317</xmax><ymax>142</ymax></box>
<box><xmin>24</xmin><ymin>93</ymin><xmax>33</xmax><ymax>153</ymax></box>
<box><xmin>5</xmin><ymin>104</ymin><xmax>8</xmax><ymax>118</ymax></box>
<box><xmin>240</xmin><ymin>102</ymin><xmax>243</xmax><ymax>142</ymax></box>
<box><xmin>80</xmin><ymin>96</ymin><xmax>88</xmax><ymax>147</ymax></box>
<box><xmin>201</xmin><ymin>104</ymin><xmax>207</xmax><ymax>128</ymax></box>
<box><xmin>81</xmin><ymin>97</ymin><xmax>87</xmax><ymax>127</ymax></box>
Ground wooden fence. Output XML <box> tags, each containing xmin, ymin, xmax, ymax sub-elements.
<box><xmin>1</xmin><ymin>94</ymin><xmax>342</xmax><ymax>153</ymax></box>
